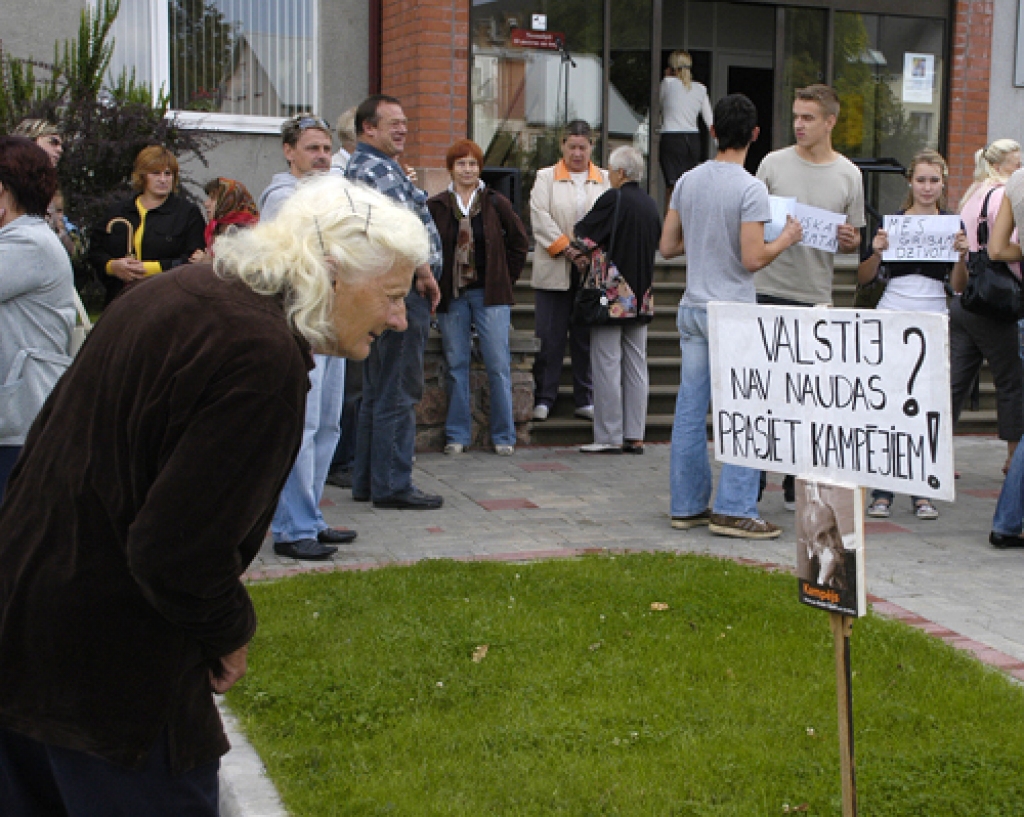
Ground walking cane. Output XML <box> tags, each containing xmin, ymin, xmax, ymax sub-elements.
<box><xmin>106</xmin><ymin>217</ymin><xmax>136</xmax><ymax>259</ymax></box>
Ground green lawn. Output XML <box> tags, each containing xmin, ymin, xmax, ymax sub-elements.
<box><xmin>228</xmin><ymin>554</ymin><xmax>1024</xmax><ymax>816</ymax></box>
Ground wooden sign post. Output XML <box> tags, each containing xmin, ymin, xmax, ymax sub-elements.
<box><xmin>706</xmin><ymin>304</ymin><xmax>956</xmax><ymax>815</ymax></box>
<box><xmin>831</xmin><ymin>611</ymin><xmax>857</xmax><ymax>817</ymax></box>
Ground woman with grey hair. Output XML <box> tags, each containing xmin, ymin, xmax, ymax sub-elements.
<box><xmin>0</xmin><ymin>175</ymin><xmax>427</xmax><ymax>812</ymax></box>
<box><xmin>573</xmin><ymin>145</ymin><xmax>661</xmax><ymax>453</ymax></box>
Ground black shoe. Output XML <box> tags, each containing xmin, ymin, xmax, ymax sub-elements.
<box><xmin>373</xmin><ymin>487</ymin><xmax>444</xmax><ymax>510</ymax></box>
<box><xmin>326</xmin><ymin>469</ymin><xmax>353</xmax><ymax>489</ymax></box>
<box><xmin>273</xmin><ymin>538</ymin><xmax>338</xmax><ymax>560</ymax></box>
<box><xmin>352</xmin><ymin>491</ymin><xmax>370</xmax><ymax>502</ymax></box>
<box><xmin>990</xmin><ymin>531</ymin><xmax>1024</xmax><ymax>549</ymax></box>
<box><xmin>317</xmin><ymin>527</ymin><xmax>358</xmax><ymax>544</ymax></box>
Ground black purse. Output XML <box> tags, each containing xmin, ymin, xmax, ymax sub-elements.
<box><xmin>961</xmin><ymin>188</ymin><xmax>1024</xmax><ymax>323</ymax></box>
<box><xmin>571</xmin><ymin>191</ymin><xmax>622</xmax><ymax>327</ymax></box>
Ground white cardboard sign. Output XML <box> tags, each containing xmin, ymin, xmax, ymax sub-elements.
<box><xmin>765</xmin><ymin>197</ymin><xmax>847</xmax><ymax>253</ymax></box>
<box><xmin>707</xmin><ymin>303</ymin><xmax>954</xmax><ymax>501</ymax></box>
<box><xmin>882</xmin><ymin>214</ymin><xmax>960</xmax><ymax>263</ymax></box>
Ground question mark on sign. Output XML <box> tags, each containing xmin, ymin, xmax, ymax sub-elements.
<box><xmin>902</xmin><ymin>326</ymin><xmax>926</xmax><ymax>417</ymax></box>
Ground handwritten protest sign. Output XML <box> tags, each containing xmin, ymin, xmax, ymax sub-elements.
<box><xmin>766</xmin><ymin>197</ymin><xmax>847</xmax><ymax>252</ymax></box>
<box><xmin>707</xmin><ymin>303</ymin><xmax>954</xmax><ymax>500</ymax></box>
<box><xmin>881</xmin><ymin>214</ymin><xmax>960</xmax><ymax>262</ymax></box>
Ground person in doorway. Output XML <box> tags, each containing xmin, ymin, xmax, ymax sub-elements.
<box><xmin>858</xmin><ymin>149</ymin><xmax>967</xmax><ymax>520</ymax></box>
<box><xmin>754</xmin><ymin>84</ymin><xmax>865</xmax><ymax>510</ymax></box>
<box><xmin>345</xmin><ymin>94</ymin><xmax>444</xmax><ymax>509</ymax></box>
<box><xmin>428</xmin><ymin>138</ymin><xmax>529</xmax><ymax>456</ymax></box>
<box><xmin>661</xmin><ymin>93</ymin><xmax>802</xmax><ymax>539</ymax></box>
<box><xmin>529</xmin><ymin>119</ymin><xmax>609</xmax><ymax>423</ymax></box>
<box><xmin>658</xmin><ymin>51</ymin><xmax>713</xmax><ymax>191</ymax></box>
<box><xmin>0</xmin><ymin>175</ymin><xmax>427</xmax><ymax>815</ymax></box>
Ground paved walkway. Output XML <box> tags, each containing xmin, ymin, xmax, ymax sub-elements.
<box><xmin>224</xmin><ymin>435</ymin><xmax>1024</xmax><ymax>815</ymax></box>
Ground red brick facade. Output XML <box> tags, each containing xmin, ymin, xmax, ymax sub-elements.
<box><xmin>948</xmin><ymin>0</ymin><xmax>994</xmax><ymax>205</ymax></box>
<box><xmin>379</xmin><ymin>0</ymin><xmax>470</xmax><ymax>169</ymax></box>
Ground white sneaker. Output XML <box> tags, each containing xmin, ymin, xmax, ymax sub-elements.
<box><xmin>532</xmin><ymin>404</ymin><xmax>549</xmax><ymax>421</ymax></box>
<box><xmin>574</xmin><ymin>405</ymin><xmax>595</xmax><ymax>421</ymax></box>
<box><xmin>443</xmin><ymin>443</ymin><xmax>465</xmax><ymax>455</ymax></box>
<box><xmin>495</xmin><ymin>445</ymin><xmax>514</xmax><ymax>456</ymax></box>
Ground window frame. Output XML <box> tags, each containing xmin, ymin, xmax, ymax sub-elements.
<box><xmin>93</xmin><ymin>0</ymin><xmax>319</xmax><ymax>133</ymax></box>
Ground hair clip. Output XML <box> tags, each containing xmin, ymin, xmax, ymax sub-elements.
<box><xmin>314</xmin><ymin>216</ymin><xmax>327</xmax><ymax>255</ymax></box>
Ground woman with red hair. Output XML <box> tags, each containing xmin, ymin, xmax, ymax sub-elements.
<box><xmin>89</xmin><ymin>145</ymin><xmax>205</xmax><ymax>305</ymax></box>
<box><xmin>427</xmin><ymin>139</ymin><xmax>529</xmax><ymax>455</ymax></box>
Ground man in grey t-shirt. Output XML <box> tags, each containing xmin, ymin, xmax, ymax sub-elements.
<box><xmin>659</xmin><ymin>93</ymin><xmax>801</xmax><ymax>540</ymax></box>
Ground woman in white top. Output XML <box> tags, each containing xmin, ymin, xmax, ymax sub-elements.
<box><xmin>858</xmin><ymin>149</ymin><xmax>967</xmax><ymax>520</ymax></box>
<box><xmin>659</xmin><ymin>51</ymin><xmax>713</xmax><ymax>189</ymax></box>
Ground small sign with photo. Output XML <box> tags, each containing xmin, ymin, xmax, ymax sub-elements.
<box><xmin>795</xmin><ymin>479</ymin><xmax>866</xmax><ymax>618</ymax></box>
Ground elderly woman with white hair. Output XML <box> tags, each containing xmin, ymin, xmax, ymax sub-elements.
<box><xmin>573</xmin><ymin>145</ymin><xmax>661</xmax><ymax>453</ymax></box>
<box><xmin>0</xmin><ymin>176</ymin><xmax>426</xmax><ymax>813</ymax></box>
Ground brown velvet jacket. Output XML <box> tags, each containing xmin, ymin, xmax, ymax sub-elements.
<box><xmin>426</xmin><ymin>187</ymin><xmax>529</xmax><ymax>313</ymax></box>
<box><xmin>0</xmin><ymin>265</ymin><xmax>312</xmax><ymax>772</ymax></box>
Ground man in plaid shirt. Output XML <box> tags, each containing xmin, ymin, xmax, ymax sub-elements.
<box><xmin>345</xmin><ymin>94</ymin><xmax>444</xmax><ymax>509</ymax></box>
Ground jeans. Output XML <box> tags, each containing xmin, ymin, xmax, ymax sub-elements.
<box><xmin>993</xmin><ymin>435</ymin><xmax>1024</xmax><ymax>535</ymax></box>
<box><xmin>353</xmin><ymin>289</ymin><xmax>430</xmax><ymax>500</ymax></box>
<box><xmin>670</xmin><ymin>305</ymin><xmax>760</xmax><ymax>518</ymax></box>
<box><xmin>0</xmin><ymin>726</ymin><xmax>219</xmax><ymax>817</ymax></box>
<box><xmin>436</xmin><ymin>288</ymin><xmax>515</xmax><ymax>447</ymax></box>
<box><xmin>271</xmin><ymin>354</ymin><xmax>346</xmax><ymax>542</ymax></box>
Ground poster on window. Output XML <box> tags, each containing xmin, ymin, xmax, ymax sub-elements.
<box><xmin>902</xmin><ymin>53</ymin><xmax>934</xmax><ymax>104</ymax></box>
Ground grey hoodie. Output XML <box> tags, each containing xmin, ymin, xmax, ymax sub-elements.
<box><xmin>0</xmin><ymin>215</ymin><xmax>76</xmax><ymax>444</ymax></box>
<box><xmin>258</xmin><ymin>172</ymin><xmax>299</xmax><ymax>222</ymax></box>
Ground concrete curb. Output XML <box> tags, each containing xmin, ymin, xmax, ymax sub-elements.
<box><xmin>218</xmin><ymin>702</ymin><xmax>288</xmax><ymax>817</ymax></box>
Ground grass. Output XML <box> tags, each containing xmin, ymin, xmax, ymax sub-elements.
<box><xmin>227</xmin><ymin>554</ymin><xmax>1024</xmax><ymax>816</ymax></box>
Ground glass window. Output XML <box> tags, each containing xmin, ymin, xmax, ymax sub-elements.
<box><xmin>471</xmin><ymin>0</ymin><xmax>605</xmax><ymax>228</ymax></box>
<box><xmin>609</xmin><ymin>0</ymin><xmax>652</xmax><ymax>169</ymax></box>
<box><xmin>833</xmin><ymin>12</ymin><xmax>945</xmax><ymax>219</ymax></box>
<box><xmin>104</xmin><ymin>0</ymin><xmax>318</xmax><ymax>130</ymax></box>
<box><xmin>781</xmin><ymin>6</ymin><xmax>827</xmax><ymax>144</ymax></box>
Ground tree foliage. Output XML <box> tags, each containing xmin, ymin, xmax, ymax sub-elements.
<box><xmin>0</xmin><ymin>0</ymin><xmax>213</xmax><ymax>234</ymax></box>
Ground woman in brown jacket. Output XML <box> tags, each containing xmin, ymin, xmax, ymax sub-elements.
<box><xmin>427</xmin><ymin>139</ymin><xmax>529</xmax><ymax>455</ymax></box>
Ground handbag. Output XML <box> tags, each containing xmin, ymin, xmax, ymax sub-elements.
<box><xmin>961</xmin><ymin>188</ymin><xmax>1024</xmax><ymax>323</ymax></box>
<box><xmin>70</xmin><ymin>288</ymin><xmax>93</xmax><ymax>357</ymax></box>
<box><xmin>853</xmin><ymin>269</ymin><xmax>888</xmax><ymax>309</ymax></box>
<box><xmin>572</xmin><ymin>191</ymin><xmax>639</xmax><ymax>326</ymax></box>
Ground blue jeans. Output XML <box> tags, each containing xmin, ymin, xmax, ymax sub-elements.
<box><xmin>436</xmin><ymin>288</ymin><xmax>515</xmax><ymax>447</ymax></box>
<box><xmin>353</xmin><ymin>289</ymin><xmax>430</xmax><ymax>500</ymax></box>
<box><xmin>271</xmin><ymin>354</ymin><xmax>346</xmax><ymax>542</ymax></box>
<box><xmin>670</xmin><ymin>305</ymin><xmax>760</xmax><ymax>519</ymax></box>
<box><xmin>0</xmin><ymin>445</ymin><xmax>21</xmax><ymax>507</ymax></box>
<box><xmin>993</xmin><ymin>435</ymin><xmax>1024</xmax><ymax>535</ymax></box>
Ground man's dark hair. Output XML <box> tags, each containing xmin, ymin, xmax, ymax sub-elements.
<box><xmin>712</xmin><ymin>94</ymin><xmax>758</xmax><ymax>151</ymax></box>
<box><xmin>562</xmin><ymin>119</ymin><xmax>593</xmax><ymax>142</ymax></box>
<box><xmin>355</xmin><ymin>94</ymin><xmax>403</xmax><ymax>136</ymax></box>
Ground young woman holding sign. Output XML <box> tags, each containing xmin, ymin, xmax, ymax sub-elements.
<box><xmin>858</xmin><ymin>149</ymin><xmax>967</xmax><ymax>520</ymax></box>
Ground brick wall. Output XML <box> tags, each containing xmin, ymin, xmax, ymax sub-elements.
<box><xmin>380</xmin><ymin>0</ymin><xmax>469</xmax><ymax>169</ymax></box>
<box><xmin>948</xmin><ymin>0</ymin><xmax>994</xmax><ymax>205</ymax></box>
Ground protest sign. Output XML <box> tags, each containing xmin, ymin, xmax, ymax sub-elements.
<box><xmin>707</xmin><ymin>303</ymin><xmax>954</xmax><ymax>501</ymax></box>
<box><xmin>793</xmin><ymin>202</ymin><xmax>847</xmax><ymax>253</ymax></box>
<box><xmin>882</xmin><ymin>214</ymin><xmax>960</xmax><ymax>262</ymax></box>
<box><xmin>767</xmin><ymin>197</ymin><xmax>847</xmax><ymax>252</ymax></box>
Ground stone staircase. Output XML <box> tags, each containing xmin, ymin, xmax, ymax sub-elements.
<box><xmin>511</xmin><ymin>253</ymin><xmax>1001</xmax><ymax>446</ymax></box>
